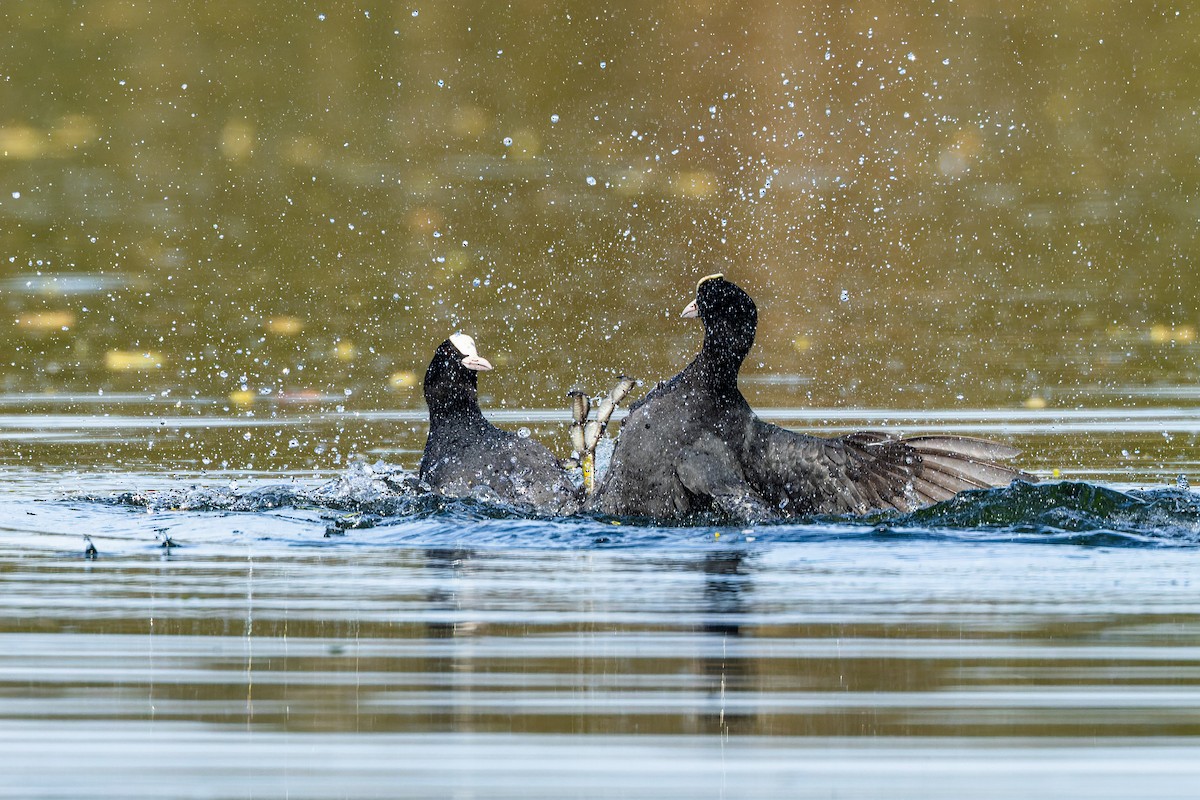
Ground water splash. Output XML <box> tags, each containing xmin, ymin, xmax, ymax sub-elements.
<box><xmin>68</xmin><ymin>465</ymin><xmax>1200</xmax><ymax>549</ymax></box>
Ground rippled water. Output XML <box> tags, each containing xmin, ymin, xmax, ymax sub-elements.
<box><xmin>3</xmin><ymin>404</ymin><xmax>1200</xmax><ymax>798</ymax></box>
<box><xmin>5</xmin><ymin>0</ymin><xmax>1200</xmax><ymax>795</ymax></box>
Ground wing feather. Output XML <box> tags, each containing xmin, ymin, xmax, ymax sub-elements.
<box><xmin>745</xmin><ymin>420</ymin><xmax>1032</xmax><ymax>515</ymax></box>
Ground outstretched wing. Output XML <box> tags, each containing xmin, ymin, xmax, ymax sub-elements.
<box><xmin>745</xmin><ymin>422</ymin><xmax>1032</xmax><ymax>515</ymax></box>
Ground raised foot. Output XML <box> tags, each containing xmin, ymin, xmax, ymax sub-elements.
<box><xmin>564</xmin><ymin>376</ymin><xmax>637</xmax><ymax>494</ymax></box>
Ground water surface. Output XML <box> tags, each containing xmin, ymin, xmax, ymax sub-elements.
<box><xmin>4</xmin><ymin>0</ymin><xmax>1200</xmax><ymax>796</ymax></box>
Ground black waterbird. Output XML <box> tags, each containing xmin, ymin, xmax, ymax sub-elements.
<box><xmin>418</xmin><ymin>334</ymin><xmax>578</xmax><ymax>514</ymax></box>
<box><xmin>590</xmin><ymin>275</ymin><xmax>1033</xmax><ymax>522</ymax></box>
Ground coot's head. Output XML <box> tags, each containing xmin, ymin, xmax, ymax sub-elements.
<box><xmin>680</xmin><ymin>274</ymin><xmax>757</xmax><ymax>360</ymax></box>
<box><xmin>423</xmin><ymin>333</ymin><xmax>493</xmax><ymax>417</ymax></box>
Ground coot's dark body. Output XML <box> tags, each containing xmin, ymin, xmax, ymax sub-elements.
<box><xmin>591</xmin><ymin>276</ymin><xmax>1030</xmax><ymax>522</ymax></box>
<box><xmin>419</xmin><ymin>335</ymin><xmax>578</xmax><ymax>514</ymax></box>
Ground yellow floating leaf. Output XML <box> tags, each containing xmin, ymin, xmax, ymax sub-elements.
<box><xmin>389</xmin><ymin>370</ymin><xmax>418</xmax><ymax>390</ymax></box>
<box><xmin>265</xmin><ymin>316</ymin><xmax>305</xmax><ymax>335</ymax></box>
<box><xmin>1023</xmin><ymin>396</ymin><xmax>1047</xmax><ymax>409</ymax></box>
<box><xmin>791</xmin><ymin>336</ymin><xmax>811</xmax><ymax>352</ymax></box>
<box><xmin>1150</xmin><ymin>324</ymin><xmax>1173</xmax><ymax>343</ymax></box>
<box><xmin>0</xmin><ymin>125</ymin><xmax>42</xmax><ymax>159</ymax></box>
<box><xmin>334</xmin><ymin>341</ymin><xmax>357</xmax><ymax>361</ymax></box>
<box><xmin>1148</xmin><ymin>324</ymin><xmax>1196</xmax><ymax>344</ymax></box>
<box><xmin>16</xmin><ymin>310</ymin><xmax>75</xmax><ymax>330</ymax></box>
<box><xmin>105</xmin><ymin>350</ymin><xmax>163</xmax><ymax>371</ymax></box>
<box><xmin>228</xmin><ymin>389</ymin><xmax>255</xmax><ymax>406</ymax></box>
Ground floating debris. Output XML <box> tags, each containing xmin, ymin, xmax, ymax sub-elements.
<box><xmin>15</xmin><ymin>310</ymin><xmax>75</xmax><ymax>330</ymax></box>
<box><xmin>1150</xmin><ymin>324</ymin><xmax>1196</xmax><ymax>344</ymax></box>
<box><xmin>228</xmin><ymin>389</ymin><xmax>256</xmax><ymax>406</ymax></box>
<box><xmin>265</xmin><ymin>316</ymin><xmax>305</xmax><ymax>335</ymax></box>
<box><xmin>389</xmin><ymin>370</ymin><xmax>418</xmax><ymax>390</ymax></box>
<box><xmin>104</xmin><ymin>350</ymin><xmax>163</xmax><ymax>371</ymax></box>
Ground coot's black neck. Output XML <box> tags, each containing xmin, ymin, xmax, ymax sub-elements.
<box><xmin>686</xmin><ymin>321</ymin><xmax>755</xmax><ymax>394</ymax></box>
<box><xmin>424</xmin><ymin>365</ymin><xmax>488</xmax><ymax>430</ymax></box>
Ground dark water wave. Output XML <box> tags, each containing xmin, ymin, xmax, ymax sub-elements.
<box><xmin>888</xmin><ymin>480</ymin><xmax>1200</xmax><ymax>546</ymax></box>
<box><xmin>74</xmin><ymin>462</ymin><xmax>1200</xmax><ymax>549</ymax></box>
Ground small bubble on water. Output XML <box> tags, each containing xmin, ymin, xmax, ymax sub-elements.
<box><xmin>517</xmin><ymin>427</ymin><xmax>531</xmax><ymax>439</ymax></box>
<box><xmin>550</xmin><ymin>113</ymin><xmax>560</xmax><ymax>123</ymax></box>
<box><xmin>502</xmin><ymin>136</ymin><xmax>513</xmax><ymax>146</ymax></box>
<box><xmin>586</xmin><ymin>176</ymin><xmax>597</xmax><ymax>186</ymax></box>
<box><xmin>839</xmin><ymin>289</ymin><xmax>849</xmax><ymax>302</ymax></box>
<box><xmin>10</xmin><ymin>191</ymin><xmax>19</xmax><ymax>199</ymax></box>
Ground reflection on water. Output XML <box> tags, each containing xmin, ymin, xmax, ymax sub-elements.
<box><xmin>2</xmin><ymin>506</ymin><xmax>1200</xmax><ymax>796</ymax></box>
<box><xmin>6</xmin><ymin>399</ymin><xmax>1200</xmax><ymax>485</ymax></box>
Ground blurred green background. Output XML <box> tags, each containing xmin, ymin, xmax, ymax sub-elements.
<box><xmin>2</xmin><ymin>0</ymin><xmax>1198</xmax><ymax>420</ymax></box>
